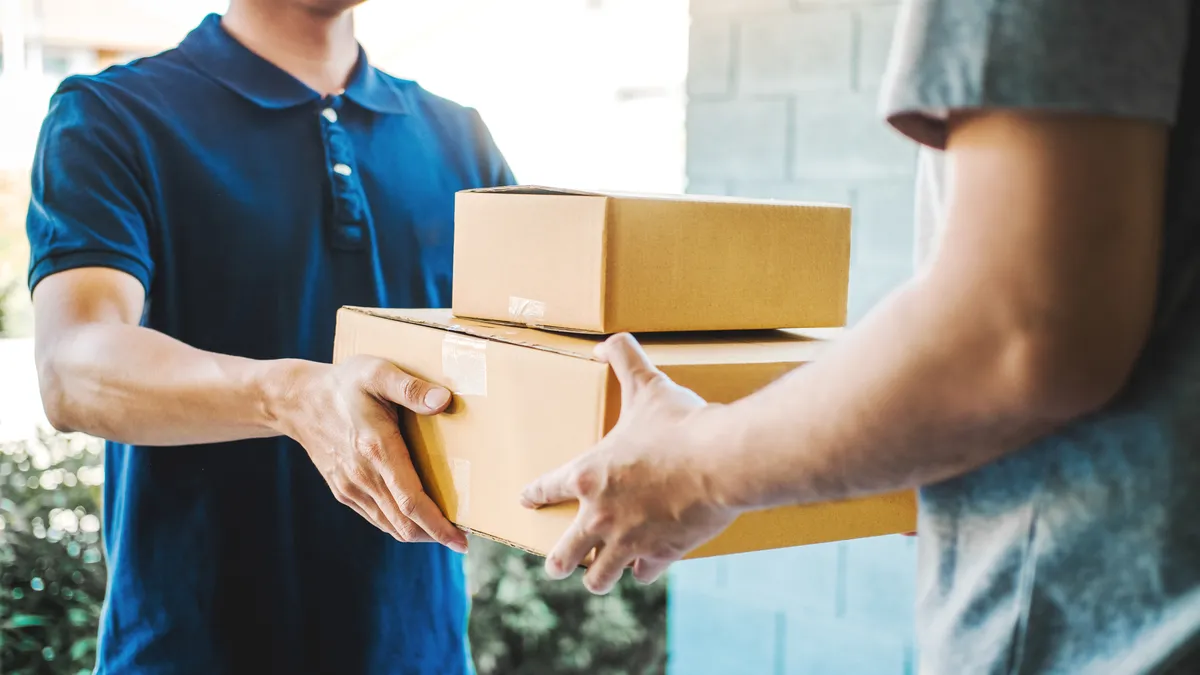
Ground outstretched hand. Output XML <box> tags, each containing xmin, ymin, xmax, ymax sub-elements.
<box><xmin>520</xmin><ymin>334</ymin><xmax>741</xmax><ymax>594</ymax></box>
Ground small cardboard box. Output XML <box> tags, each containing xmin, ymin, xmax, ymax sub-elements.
<box><xmin>333</xmin><ymin>307</ymin><xmax>916</xmax><ymax>560</ymax></box>
<box><xmin>451</xmin><ymin>187</ymin><xmax>852</xmax><ymax>334</ymax></box>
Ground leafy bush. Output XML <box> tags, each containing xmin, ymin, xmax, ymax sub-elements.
<box><xmin>0</xmin><ymin>431</ymin><xmax>666</xmax><ymax>674</ymax></box>
<box><xmin>468</xmin><ymin>538</ymin><xmax>666</xmax><ymax>675</ymax></box>
<box><xmin>0</xmin><ymin>432</ymin><xmax>107</xmax><ymax>675</ymax></box>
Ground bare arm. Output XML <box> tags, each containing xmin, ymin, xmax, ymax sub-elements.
<box><xmin>708</xmin><ymin>111</ymin><xmax>1166</xmax><ymax>507</ymax></box>
<box><xmin>522</xmin><ymin>111</ymin><xmax>1169</xmax><ymax>592</ymax></box>
<box><xmin>33</xmin><ymin>267</ymin><xmax>286</xmax><ymax>445</ymax></box>
<box><xmin>33</xmin><ymin>267</ymin><xmax>469</xmax><ymax>552</ymax></box>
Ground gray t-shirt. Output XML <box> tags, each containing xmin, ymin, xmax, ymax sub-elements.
<box><xmin>880</xmin><ymin>1</ymin><xmax>1200</xmax><ymax>673</ymax></box>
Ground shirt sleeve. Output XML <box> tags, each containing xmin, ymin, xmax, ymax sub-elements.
<box><xmin>880</xmin><ymin>0</ymin><xmax>1191</xmax><ymax>149</ymax></box>
<box><xmin>26</xmin><ymin>81</ymin><xmax>155</xmax><ymax>294</ymax></box>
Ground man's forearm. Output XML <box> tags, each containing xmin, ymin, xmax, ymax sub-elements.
<box><xmin>698</xmin><ymin>274</ymin><xmax>1094</xmax><ymax>511</ymax></box>
<box><xmin>38</xmin><ymin>322</ymin><xmax>308</xmax><ymax>446</ymax></box>
<box><xmin>692</xmin><ymin>113</ymin><xmax>1164</xmax><ymax>512</ymax></box>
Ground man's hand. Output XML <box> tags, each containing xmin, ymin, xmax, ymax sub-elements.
<box><xmin>272</xmin><ymin>355</ymin><xmax>468</xmax><ymax>553</ymax></box>
<box><xmin>520</xmin><ymin>334</ymin><xmax>740</xmax><ymax>595</ymax></box>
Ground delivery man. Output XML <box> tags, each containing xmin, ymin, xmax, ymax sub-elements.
<box><xmin>522</xmin><ymin>1</ymin><xmax>1200</xmax><ymax>672</ymax></box>
<box><xmin>25</xmin><ymin>1</ymin><xmax>511</xmax><ymax>672</ymax></box>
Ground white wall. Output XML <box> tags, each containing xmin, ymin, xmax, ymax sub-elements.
<box><xmin>0</xmin><ymin>338</ymin><xmax>42</xmax><ymax>442</ymax></box>
<box><xmin>357</xmin><ymin>0</ymin><xmax>687</xmax><ymax>192</ymax></box>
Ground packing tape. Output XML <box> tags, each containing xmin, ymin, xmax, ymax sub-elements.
<box><xmin>508</xmin><ymin>296</ymin><xmax>546</xmax><ymax>325</ymax></box>
<box><xmin>441</xmin><ymin>334</ymin><xmax>488</xmax><ymax>396</ymax></box>
<box><xmin>449</xmin><ymin>457</ymin><xmax>471</xmax><ymax>521</ymax></box>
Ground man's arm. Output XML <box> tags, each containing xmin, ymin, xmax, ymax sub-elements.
<box><xmin>35</xmin><ymin>268</ymin><xmax>282</xmax><ymax>444</ymax></box>
<box><xmin>521</xmin><ymin>110</ymin><xmax>1168</xmax><ymax>592</ymax></box>
<box><xmin>709</xmin><ymin>110</ymin><xmax>1166</xmax><ymax>506</ymax></box>
<box><xmin>33</xmin><ymin>267</ymin><xmax>469</xmax><ymax>553</ymax></box>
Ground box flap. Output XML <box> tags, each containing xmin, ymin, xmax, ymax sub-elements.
<box><xmin>344</xmin><ymin>308</ymin><xmax>836</xmax><ymax>365</ymax></box>
<box><xmin>460</xmin><ymin>185</ymin><xmax>849</xmax><ymax>209</ymax></box>
<box><xmin>347</xmin><ymin>307</ymin><xmax>605</xmax><ymax>360</ymax></box>
<box><xmin>460</xmin><ymin>185</ymin><xmax>605</xmax><ymax>197</ymax></box>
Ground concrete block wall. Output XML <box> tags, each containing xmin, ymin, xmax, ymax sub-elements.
<box><xmin>684</xmin><ymin>0</ymin><xmax>916</xmax><ymax>320</ymax></box>
<box><xmin>670</xmin><ymin>1</ymin><xmax>919</xmax><ymax>673</ymax></box>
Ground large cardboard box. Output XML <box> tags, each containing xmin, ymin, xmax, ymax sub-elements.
<box><xmin>333</xmin><ymin>307</ymin><xmax>916</xmax><ymax>560</ymax></box>
<box><xmin>451</xmin><ymin>187</ymin><xmax>852</xmax><ymax>334</ymax></box>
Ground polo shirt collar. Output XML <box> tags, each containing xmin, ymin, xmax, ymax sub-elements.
<box><xmin>178</xmin><ymin>13</ymin><xmax>409</xmax><ymax>114</ymax></box>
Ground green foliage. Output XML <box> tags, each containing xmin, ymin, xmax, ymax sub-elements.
<box><xmin>467</xmin><ymin>538</ymin><xmax>667</xmax><ymax>675</ymax></box>
<box><xmin>1</xmin><ymin>432</ymin><xmax>107</xmax><ymax>675</ymax></box>
<box><xmin>0</xmin><ymin>431</ymin><xmax>667</xmax><ymax>674</ymax></box>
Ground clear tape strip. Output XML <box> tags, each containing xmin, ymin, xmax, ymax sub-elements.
<box><xmin>508</xmin><ymin>296</ymin><xmax>547</xmax><ymax>325</ymax></box>
<box><xmin>441</xmin><ymin>333</ymin><xmax>488</xmax><ymax>396</ymax></box>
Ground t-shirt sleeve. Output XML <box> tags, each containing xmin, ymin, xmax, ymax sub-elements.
<box><xmin>880</xmin><ymin>0</ymin><xmax>1191</xmax><ymax>149</ymax></box>
<box><xmin>26</xmin><ymin>82</ymin><xmax>155</xmax><ymax>294</ymax></box>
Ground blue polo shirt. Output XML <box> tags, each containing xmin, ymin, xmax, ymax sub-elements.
<box><xmin>25</xmin><ymin>14</ymin><xmax>513</xmax><ymax>675</ymax></box>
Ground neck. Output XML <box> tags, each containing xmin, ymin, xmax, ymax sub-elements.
<box><xmin>222</xmin><ymin>1</ymin><xmax>359</xmax><ymax>96</ymax></box>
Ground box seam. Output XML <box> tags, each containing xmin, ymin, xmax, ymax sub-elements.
<box><xmin>343</xmin><ymin>306</ymin><xmax>605</xmax><ymax>362</ymax></box>
<box><xmin>599</xmin><ymin>196</ymin><xmax>612</xmax><ymax>333</ymax></box>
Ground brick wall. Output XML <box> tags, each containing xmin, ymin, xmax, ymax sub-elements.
<box><xmin>669</xmin><ymin>1</ymin><xmax>918</xmax><ymax>673</ymax></box>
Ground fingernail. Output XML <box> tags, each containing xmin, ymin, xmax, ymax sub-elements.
<box><xmin>546</xmin><ymin>559</ymin><xmax>566</xmax><ymax>579</ymax></box>
<box><xmin>449</xmin><ymin>540</ymin><xmax>468</xmax><ymax>555</ymax></box>
<box><xmin>425</xmin><ymin>387</ymin><xmax>451</xmax><ymax>410</ymax></box>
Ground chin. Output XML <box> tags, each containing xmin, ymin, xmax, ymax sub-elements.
<box><xmin>301</xmin><ymin>0</ymin><xmax>368</xmax><ymax>15</ymax></box>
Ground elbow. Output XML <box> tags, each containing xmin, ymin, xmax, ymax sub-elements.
<box><xmin>36</xmin><ymin>351</ymin><xmax>81</xmax><ymax>434</ymax></box>
<box><xmin>1000</xmin><ymin>330</ymin><xmax>1142</xmax><ymax>424</ymax></box>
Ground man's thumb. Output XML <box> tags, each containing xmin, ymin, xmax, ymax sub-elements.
<box><xmin>596</xmin><ymin>333</ymin><xmax>659</xmax><ymax>404</ymax></box>
<box><xmin>379</xmin><ymin>367</ymin><xmax>451</xmax><ymax>415</ymax></box>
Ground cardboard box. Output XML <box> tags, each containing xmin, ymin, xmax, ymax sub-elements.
<box><xmin>334</xmin><ymin>307</ymin><xmax>916</xmax><ymax>559</ymax></box>
<box><xmin>451</xmin><ymin>186</ymin><xmax>852</xmax><ymax>334</ymax></box>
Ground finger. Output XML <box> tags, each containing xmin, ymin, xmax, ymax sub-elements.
<box><xmin>545</xmin><ymin>516</ymin><xmax>602</xmax><ymax>580</ymax></box>
<box><xmin>375</xmin><ymin>445</ymin><xmax>464</xmax><ymax>550</ymax></box>
<box><xmin>583</xmin><ymin>543</ymin><xmax>634</xmax><ymax>595</ymax></box>
<box><xmin>632</xmin><ymin>558</ymin><xmax>672</xmax><ymax>585</ymax></box>
<box><xmin>370</xmin><ymin>362</ymin><xmax>451</xmax><ymax>415</ymax></box>
<box><xmin>373</xmin><ymin>438</ymin><xmax>469</xmax><ymax>553</ymax></box>
<box><xmin>520</xmin><ymin>461</ymin><xmax>581</xmax><ymax>510</ymax></box>
<box><xmin>342</xmin><ymin>485</ymin><xmax>402</xmax><ymax>540</ymax></box>
<box><xmin>339</xmin><ymin>494</ymin><xmax>377</xmax><ymax>527</ymax></box>
<box><xmin>595</xmin><ymin>333</ymin><xmax>660</xmax><ymax>408</ymax></box>
<box><xmin>331</xmin><ymin>484</ymin><xmax>376</xmax><ymax>525</ymax></box>
<box><xmin>396</xmin><ymin>490</ymin><xmax>467</xmax><ymax>553</ymax></box>
<box><xmin>367</xmin><ymin>482</ymin><xmax>435</xmax><ymax>545</ymax></box>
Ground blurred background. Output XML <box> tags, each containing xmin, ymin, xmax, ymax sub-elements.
<box><xmin>0</xmin><ymin>1</ymin><xmax>917</xmax><ymax>673</ymax></box>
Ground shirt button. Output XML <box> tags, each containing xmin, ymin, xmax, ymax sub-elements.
<box><xmin>333</xmin><ymin>163</ymin><xmax>353</xmax><ymax>176</ymax></box>
<box><xmin>322</xmin><ymin>108</ymin><xmax>338</xmax><ymax>123</ymax></box>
